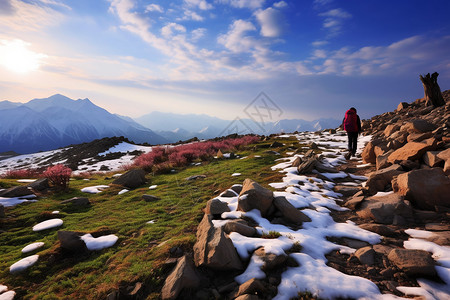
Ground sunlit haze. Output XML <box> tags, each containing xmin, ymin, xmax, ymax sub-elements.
<box><xmin>0</xmin><ymin>0</ymin><xmax>449</xmax><ymax>120</ymax></box>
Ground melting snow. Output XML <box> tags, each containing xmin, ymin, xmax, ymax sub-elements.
<box><xmin>0</xmin><ymin>196</ymin><xmax>37</xmax><ymax>207</ymax></box>
<box><xmin>10</xmin><ymin>255</ymin><xmax>39</xmax><ymax>274</ymax></box>
<box><xmin>81</xmin><ymin>185</ymin><xmax>109</xmax><ymax>194</ymax></box>
<box><xmin>22</xmin><ymin>242</ymin><xmax>44</xmax><ymax>253</ymax></box>
<box><xmin>32</xmin><ymin>219</ymin><xmax>63</xmax><ymax>231</ymax></box>
<box><xmin>149</xmin><ymin>185</ymin><xmax>158</xmax><ymax>190</ymax></box>
<box><xmin>80</xmin><ymin>234</ymin><xmax>118</xmax><ymax>251</ymax></box>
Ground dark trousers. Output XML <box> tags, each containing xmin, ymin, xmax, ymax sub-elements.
<box><xmin>347</xmin><ymin>132</ymin><xmax>358</xmax><ymax>155</ymax></box>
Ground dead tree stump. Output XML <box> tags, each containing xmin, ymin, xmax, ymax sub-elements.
<box><xmin>419</xmin><ymin>72</ymin><xmax>445</xmax><ymax>107</ymax></box>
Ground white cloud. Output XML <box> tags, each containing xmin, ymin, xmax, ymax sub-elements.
<box><xmin>312</xmin><ymin>40</ymin><xmax>328</xmax><ymax>47</ymax></box>
<box><xmin>219</xmin><ymin>0</ymin><xmax>265</xmax><ymax>10</ymax></box>
<box><xmin>313</xmin><ymin>49</ymin><xmax>327</xmax><ymax>59</ymax></box>
<box><xmin>191</xmin><ymin>28</ymin><xmax>207</xmax><ymax>41</ymax></box>
<box><xmin>218</xmin><ymin>19</ymin><xmax>257</xmax><ymax>53</ymax></box>
<box><xmin>185</xmin><ymin>0</ymin><xmax>213</xmax><ymax>10</ymax></box>
<box><xmin>178</xmin><ymin>10</ymin><xmax>204</xmax><ymax>21</ymax></box>
<box><xmin>320</xmin><ymin>8</ymin><xmax>351</xmax><ymax>18</ymax></box>
<box><xmin>273</xmin><ymin>1</ymin><xmax>287</xmax><ymax>9</ymax></box>
<box><xmin>145</xmin><ymin>4</ymin><xmax>163</xmax><ymax>13</ymax></box>
<box><xmin>161</xmin><ymin>23</ymin><xmax>186</xmax><ymax>38</ymax></box>
<box><xmin>255</xmin><ymin>7</ymin><xmax>285</xmax><ymax>38</ymax></box>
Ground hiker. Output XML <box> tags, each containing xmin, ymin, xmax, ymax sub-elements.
<box><xmin>342</xmin><ymin>107</ymin><xmax>361</xmax><ymax>158</ymax></box>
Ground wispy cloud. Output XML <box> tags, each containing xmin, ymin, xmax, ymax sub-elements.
<box><xmin>218</xmin><ymin>20</ymin><xmax>257</xmax><ymax>53</ymax></box>
<box><xmin>319</xmin><ymin>8</ymin><xmax>351</xmax><ymax>34</ymax></box>
<box><xmin>145</xmin><ymin>4</ymin><xmax>163</xmax><ymax>13</ymax></box>
<box><xmin>0</xmin><ymin>0</ymin><xmax>63</xmax><ymax>31</ymax></box>
<box><xmin>161</xmin><ymin>23</ymin><xmax>186</xmax><ymax>38</ymax></box>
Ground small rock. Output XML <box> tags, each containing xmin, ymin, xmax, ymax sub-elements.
<box><xmin>205</xmin><ymin>198</ymin><xmax>230</xmax><ymax>215</ymax></box>
<box><xmin>60</xmin><ymin>197</ymin><xmax>90</xmax><ymax>206</ymax></box>
<box><xmin>185</xmin><ymin>175</ymin><xmax>207</xmax><ymax>181</ymax></box>
<box><xmin>142</xmin><ymin>195</ymin><xmax>160</xmax><ymax>202</ymax></box>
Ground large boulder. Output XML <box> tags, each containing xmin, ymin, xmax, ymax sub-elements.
<box><xmin>111</xmin><ymin>168</ymin><xmax>146</xmax><ymax>189</ymax></box>
<box><xmin>400</xmin><ymin>119</ymin><xmax>436</xmax><ymax>134</ymax></box>
<box><xmin>387</xmin><ymin>142</ymin><xmax>435</xmax><ymax>164</ymax></box>
<box><xmin>388</xmin><ymin>249</ymin><xmax>436</xmax><ymax>276</ymax></box>
<box><xmin>437</xmin><ymin>148</ymin><xmax>450</xmax><ymax>175</ymax></box>
<box><xmin>193</xmin><ymin>214</ymin><xmax>243</xmax><ymax>270</ymax></box>
<box><xmin>357</xmin><ymin>193</ymin><xmax>413</xmax><ymax>224</ymax></box>
<box><xmin>384</xmin><ymin>124</ymin><xmax>400</xmax><ymax>137</ymax></box>
<box><xmin>237</xmin><ymin>179</ymin><xmax>273</xmax><ymax>217</ymax></box>
<box><xmin>161</xmin><ymin>255</ymin><xmax>202</xmax><ymax>300</ymax></box>
<box><xmin>392</xmin><ymin>168</ymin><xmax>450</xmax><ymax>210</ymax></box>
<box><xmin>365</xmin><ymin>164</ymin><xmax>404</xmax><ymax>195</ymax></box>
<box><xmin>0</xmin><ymin>185</ymin><xmax>34</xmax><ymax>197</ymax></box>
<box><xmin>272</xmin><ymin>196</ymin><xmax>311</xmax><ymax>225</ymax></box>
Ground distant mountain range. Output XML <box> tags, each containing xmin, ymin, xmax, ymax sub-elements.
<box><xmin>0</xmin><ymin>94</ymin><xmax>340</xmax><ymax>154</ymax></box>
<box><xmin>134</xmin><ymin>111</ymin><xmax>340</xmax><ymax>142</ymax></box>
<box><xmin>0</xmin><ymin>94</ymin><xmax>167</xmax><ymax>154</ymax></box>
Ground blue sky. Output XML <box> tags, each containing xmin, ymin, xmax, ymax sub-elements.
<box><xmin>0</xmin><ymin>0</ymin><xmax>449</xmax><ymax>121</ymax></box>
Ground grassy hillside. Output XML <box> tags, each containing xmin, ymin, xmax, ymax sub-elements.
<box><xmin>0</xmin><ymin>137</ymin><xmax>299</xmax><ymax>299</ymax></box>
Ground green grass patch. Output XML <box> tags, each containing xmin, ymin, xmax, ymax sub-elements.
<box><xmin>0</xmin><ymin>138</ymin><xmax>296</xmax><ymax>299</ymax></box>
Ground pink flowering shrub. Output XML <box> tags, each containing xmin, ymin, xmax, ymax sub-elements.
<box><xmin>1</xmin><ymin>168</ymin><xmax>40</xmax><ymax>179</ymax></box>
<box><xmin>43</xmin><ymin>164</ymin><xmax>72</xmax><ymax>189</ymax></box>
<box><xmin>132</xmin><ymin>135</ymin><xmax>259</xmax><ymax>172</ymax></box>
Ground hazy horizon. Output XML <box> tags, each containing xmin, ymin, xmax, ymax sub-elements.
<box><xmin>1</xmin><ymin>0</ymin><xmax>449</xmax><ymax>121</ymax></box>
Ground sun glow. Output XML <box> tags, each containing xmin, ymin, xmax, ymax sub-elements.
<box><xmin>0</xmin><ymin>39</ymin><xmax>46</xmax><ymax>73</ymax></box>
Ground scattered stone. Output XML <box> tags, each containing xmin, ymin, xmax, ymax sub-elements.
<box><xmin>60</xmin><ymin>197</ymin><xmax>90</xmax><ymax>206</ymax></box>
<box><xmin>400</xmin><ymin>119</ymin><xmax>437</xmax><ymax>134</ymax></box>
<box><xmin>354</xmin><ymin>247</ymin><xmax>375</xmax><ymax>266</ymax></box>
<box><xmin>292</xmin><ymin>156</ymin><xmax>302</xmax><ymax>167</ymax></box>
<box><xmin>223</xmin><ymin>220</ymin><xmax>256</xmax><ymax>237</ymax></box>
<box><xmin>161</xmin><ymin>255</ymin><xmax>202</xmax><ymax>300</ymax></box>
<box><xmin>230</xmin><ymin>184</ymin><xmax>243</xmax><ymax>194</ymax></box>
<box><xmin>205</xmin><ymin>199</ymin><xmax>230</xmax><ymax>215</ymax></box>
<box><xmin>142</xmin><ymin>194</ymin><xmax>161</xmax><ymax>202</ymax></box>
<box><xmin>237</xmin><ymin>179</ymin><xmax>274</xmax><ymax>217</ymax></box>
<box><xmin>112</xmin><ymin>168</ymin><xmax>146</xmax><ymax>189</ymax></box>
<box><xmin>344</xmin><ymin>193</ymin><xmax>365</xmax><ymax>210</ymax></box>
<box><xmin>387</xmin><ymin>249</ymin><xmax>436</xmax><ymax>277</ymax></box>
<box><xmin>270</xmin><ymin>141</ymin><xmax>283</xmax><ymax>148</ymax></box>
<box><xmin>397</xmin><ymin>102</ymin><xmax>409</xmax><ymax>111</ymax></box>
<box><xmin>297</xmin><ymin>156</ymin><xmax>317</xmax><ymax>174</ymax></box>
<box><xmin>185</xmin><ymin>174</ymin><xmax>207</xmax><ymax>181</ymax></box>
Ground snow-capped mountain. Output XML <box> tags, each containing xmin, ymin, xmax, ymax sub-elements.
<box><xmin>0</xmin><ymin>94</ymin><xmax>167</xmax><ymax>154</ymax></box>
<box><xmin>134</xmin><ymin>112</ymin><xmax>340</xmax><ymax>142</ymax></box>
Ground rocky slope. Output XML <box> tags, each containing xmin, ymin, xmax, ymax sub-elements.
<box><xmin>157</xmin><ymin>91</ymin><xmax>450</xmax><ymax>299</ymax></box>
